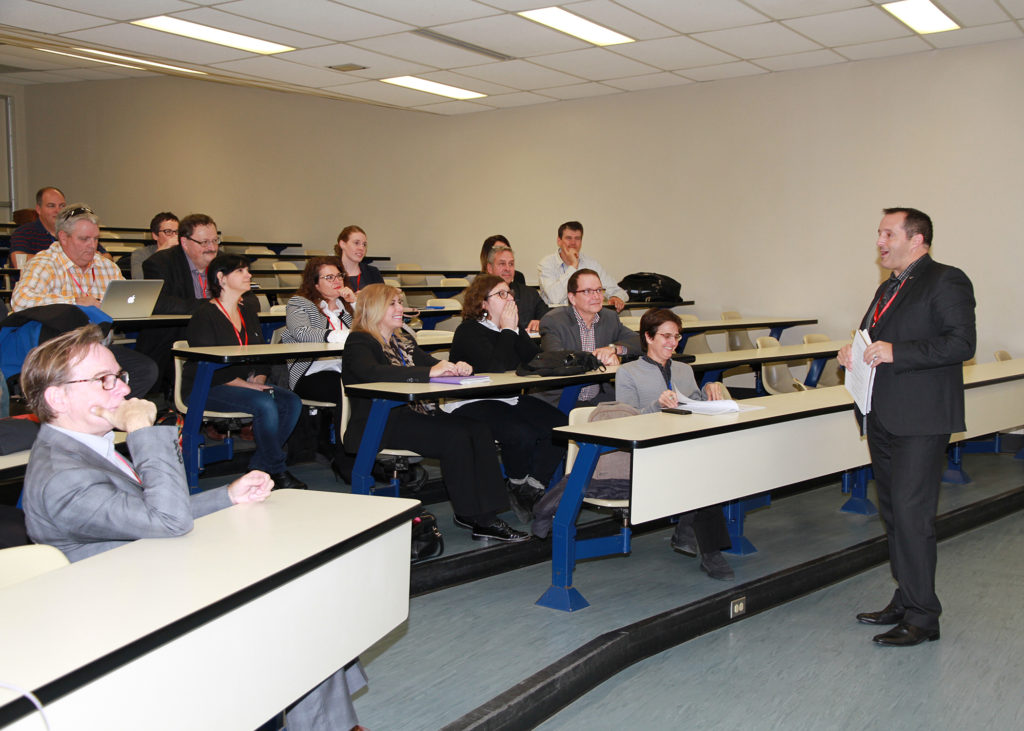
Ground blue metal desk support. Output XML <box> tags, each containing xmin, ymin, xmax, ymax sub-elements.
<box><xmin>723</xmin><ymin>495</ymin><xmax>770</xmax><ymax>555</ymax></box>
<box><xmin>942</xmin><ymin>442</ymin><xmax>971</xmax><ymax>484</ymax></box>
<box><xmin>350</xmin><ymin>397</ymin><xmax>403</xmax><ymax>497</ymax></box>
<box><xmin>536</xmin><ymin>441</ymin><xmax>621</xmax><ymax>612</ymax></box>
<box><xmin>840</xmin><ymin>466</ymin><xmax>877</xmax><ymax>515</ymax></box>
<box><xmin>181</xmin><ymin>361</ymin><xmax>235</xmax><ymax>490</ymax></box>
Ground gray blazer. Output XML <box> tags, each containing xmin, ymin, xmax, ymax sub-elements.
<box><xmin>22</xmin><ymin>424</ymin><xmax>231</xmax><ymax>562</ymax></box>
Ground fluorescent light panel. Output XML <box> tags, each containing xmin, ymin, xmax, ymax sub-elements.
<box><xmin>381</xmin><ymin>76</ymin><xmax>485</xmax><ymax>100</ymax></box>
<box><xmin>518</xmin><ymin>7</ymin><xmax>633</xmax><ymax>46</ymax></box>
<box><xmin>74</xmin><ymin>48</ymin><xmax>206</xmax><ymax>75</ymax></box>
<box><xmin>131</xmin><ymin>16</ymin><xmax>294</xmax><ymax>54</ymax></box>
<box><xmin>882</xmin><ymin>0</ymin><xmax>959</xmax><ymax>34</ymax></box>
<box><xmin>36</xmin><ymin>48</ymin><xmax>143</xmax><ymax>70</ymax></box>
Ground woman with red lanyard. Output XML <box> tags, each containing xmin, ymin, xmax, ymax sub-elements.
<box><xmin>334</xmin><ymin>224</ymin><xmax>384</xmax><ymax>293</ymax></box>
<box><xmin>183</xmin><ymin>253</ymin><xmax>306</xmax><ymax>490</ymax></box>
<box><xmin>281</xmin><ymin>256</ymin><xmax>355</xmax><ymax>481</ymax></box>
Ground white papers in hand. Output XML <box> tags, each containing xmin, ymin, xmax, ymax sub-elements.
<box><xmin>844</xmin><ymin>329</ymin><xmax>876</xmax><ymax>413</ymax></box>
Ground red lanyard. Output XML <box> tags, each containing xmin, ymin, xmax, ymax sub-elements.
<box><xmin>213</xmin><ymin>299</ymin><xmax>249</xmax><ymax>346</ymax></box>
<box><xmin>198</xmin><ymin>272</ymin><xmax>208</xmax><ymax>298</ymax></box>
<box><xmin>871</xmin><ymin>279</ymin><xmax>907</xmax><ymax>328</ymax></box>
<box><xmin>69</xmin><ymin>267</ymin><xmax>97</xmax><ymax>298</ymax></box>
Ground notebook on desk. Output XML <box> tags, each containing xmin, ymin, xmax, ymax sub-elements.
<box><xmin>100</xmin><ymin>279</ymin><xmax>164</xmax><ymax>318</ymax></box>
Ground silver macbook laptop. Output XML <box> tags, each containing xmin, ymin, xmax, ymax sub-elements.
<box><xmin>100</xmin><ymin>279</ymin><xmax>164</xmax><ymax>318</ymax></box>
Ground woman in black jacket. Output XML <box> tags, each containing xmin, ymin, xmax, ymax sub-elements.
<box><xmin>342</xmin><ymin>283</ymin><xmax>528</xmax><ymax>543</ymax></box>
<box><xmin>449</xmin><ymin>274</ymin><xmax>567</xmax><ymax>517</ymax></box>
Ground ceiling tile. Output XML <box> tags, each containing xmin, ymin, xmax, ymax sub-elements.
<box><xmin>694</xmin><ymin>22</ymin><xmax>821</xmax><ymax>57</ymax></box>
<box><xmin>603</xmin><ymin>72</ymin><xmax>694</xmax><ymax>91</ymax></box>
<box><xmin>621</xmin><ymin>0</ymin><xmax>769</xmax><ymax>33</ymax></box>
<box><xmin>0</xmin><ymin>0</ymin><xmax>110</xmax><ymax>34</ymax></box>
<box><xmin>327</xmin><ymin>79</ymin><xmax>442</xmax><ymax>106</ymax></box>
<box><xmin>64</xmin><ymin>23</ymin><xmax>252</xmax><ymax>64</ymax></box>
<box><xmin>454</xmin><ymin>59</ymin><xmax>582</xmax><ymax>89</ymax></box>
<box><xmin>417</xmin><ymin>70</ymin><xmax>515</xmax><ymax>95</ymax></box>
<box><xmin>1000</xmin><ymin>0</ymin><xmax>1024</xmax><ymax>19</ymax></box>
<box><xmin>924</xmin><ymin>22</ymin><xmax>1023</xmax><ymax>49</ymax></box>
<box><xmin>471</xmin><ymin>1</ymin><xmax>552</xmax><ymax>10</ymax></box>
<box><xmin>210</xmin><ymin>56</ymin><xmax>357</xmax><ymax>87</ymax></box>
<box><xmin>430</xmin><ymin>14</ymin><xmax>588</xmax><ymax>58</ymax></box>
<box><xmin>336</xmin><ymin>0</ymin><xmax>500</xmax><ymax>27</ymax></box>
<box><xmin>540</xmin><ymin>82</ymin><xmax>620</xmax><ymax>100</ymax></box>
<box><xmin>742</xmin><ymin>0</ymin><xmax>870</xmax><ymax>21</ymax></box>
<box><xmin>755</xmin><ymin>48</ymin><xmax>846</xmax><ymax>71</ymax></box>
<box><xmin>938</xmin><ymin>0</ymin><xmax>1011</xmax><ymax>26</ymax></box>
<box><xmin>678</xmin><ymin>61</ymin><xmax>768</xmax><ymax>82</ymax></box>
<box><xmin>480</xmin><ymin>90</ymin><xmax>556</xmax><ymax>107</ymax></box>
<box><xmin>610</xmin><ymin>35</ymin><xmax>736</xmax><ymax>70</ymax></box>
<box><xmin>834</xmin><ymin>35</ymin><xmax>930</xmax><ymax>60</ymax></box>
<box><xmin>784</xmin><ymin>6</ymin><xmax>909</xmax><ymax>46</ymax></box>
<box><xmin>566</xmin><ymin>0</ymin><xmax>677</xmax><ymax>40</ymax></box>
<box><xmin>531</xmin><ymin>47</ymin><xmax>658</xmax><ymax>80</ymax></box>
<box><xmin>169</xmin><ymin>7</ymin><xmax>333</xmax><ymax>49</ymax></box>
<box><xmin>215</xmin><ymin>0</ymin><xmax>412</xmax><ymax>41</ymax></box>
<box><xmin>411</xmin><ymin>99</ymin><xmax>494</xmax><ymax>115</ymax></box>
<box><xmin>351</xmin><ymin>32</ymin><xmax>500</xmax><ymax>68</ymax></box>
<box><xmin>277</xmin><ymin>44</ymin><xmax>435</xmax><ymax>80</ymax></box>
<box><xmin>39</xmin><ymin>0</ymin><xmax>193</xmax><ymax>21</ymax></box>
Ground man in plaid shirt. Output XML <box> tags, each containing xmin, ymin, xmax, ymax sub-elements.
<box><xmin>10</xmin><ymin>204</ymin><xmax>158</xmax><ymax>398</ymax></box>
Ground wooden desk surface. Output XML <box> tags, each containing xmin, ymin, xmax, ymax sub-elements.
<box><xmin>345</xmin><ymin>366</ymin><xmax>618</xmax><ymax>403</ymax></box>
<box><xmin>171</xmin><ymin>331</ymin><xmax>452</xmax><ymax>363</ymax></box>
<box><xmin>689</xmin><ymin>339</ymin><xmax>848</xmax><ymax>371</ymax></box>
<box><xmin>680</xmin><ymin>316</ymin><xmax>819</xmax><ymax>333</ymax></box>
<box><xmin>0</xmin><ymin>490</ymin><xmax>419</xmax><ymax>729</ymax></box>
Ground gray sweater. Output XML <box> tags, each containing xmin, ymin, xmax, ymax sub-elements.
<box><xmin>614</xmin><ymin>357</ymin><xmax>704</xmax><ymax>414</ymax></box>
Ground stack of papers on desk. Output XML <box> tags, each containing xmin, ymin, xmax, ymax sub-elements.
<box><xmin>675</xmin><ymin>395</ymin><xmax>760</xmax><ymax>414</ymax></box>
<box><xmin>430</xmin><ymin>375</ymin><xmax>492</xmax><ymax>385</ymax></box>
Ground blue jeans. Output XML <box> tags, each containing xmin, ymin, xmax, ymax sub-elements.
<box><xmin>203</xmin><ymin>384</ymin><xmax>301</xmax><ymax>474</ymax></box>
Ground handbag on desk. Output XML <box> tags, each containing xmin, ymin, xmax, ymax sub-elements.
<box><xmin>515</xmin><ymin>349</ymin><xmax>603</xmax><ymax>377</ymax></box>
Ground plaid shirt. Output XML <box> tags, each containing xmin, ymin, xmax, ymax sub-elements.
<box><xmin>573</xmin><ymin>306</ymin><xmax>601</xmax><ymax>402</ymax></box>
<box><xmin>11</xmin><ymin>242</ymin><xmax>124</xmax><ymax>311</ymax></box>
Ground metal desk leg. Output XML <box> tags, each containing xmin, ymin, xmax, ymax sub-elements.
<box><xmin>722</xmin><ymin>494</ymin><xmax>770</xmax><ymax>555</ymax></box>
<box><xmin>942</xmin><ymin>442</ymin><xmax>971</xmax><ymax>484</ymax></box>
<box><xmin>804</xmin><ymin>357</ymin><xmax>826</xmax><ymax>387</ymax></box>
<box><xmin>183</xmin><ymin>361</ymin><xmax>218</xmax><ymax>489</ymax></box>
<box><xmin>699</xmin><ymin>369</ymin><xmax>725</xmax><ymax>388</ymax></box>
<box><xmin>536</xmin><ymin>442</ymin><xmax>608</xmax><ymax>612</ymax></box>
<box><xmin>840</xmin><ymin>466</ymin><xmax>877</xmax><ymax>515</ymax></box>
<box><xmin>351</xmin><ymin>398</ymin><xmax>401</xmax><ymax>496</ymax></box>
<box><xmin>557</xmin><ymin>384</ymin><xmax>584</xmax><ymax>414</ymax></box>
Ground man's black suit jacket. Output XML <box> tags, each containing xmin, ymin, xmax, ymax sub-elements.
<box><xmin>859</xmin><ymin>254</ymin><xmax>975</xmax><ymax>436</ymax></box>
<box><xmin>142</xmin><ymin>245</ymin><xmax>205</xmax><ymax>315</ymax></box>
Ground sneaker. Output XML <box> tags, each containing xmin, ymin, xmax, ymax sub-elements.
<box><xmin>471</xmin><ymin>518</ymin><xmax>530</xmax><ymax>543</ymax></box>
<box><xmin>700</xmin><ymin>551</ymin><xmax>735</xmax><ymax>581</ymax></box>
<box><xmin>669</xmin><ymin>524</ymin><xmax>698</xmax><ymax>556</ymax></box>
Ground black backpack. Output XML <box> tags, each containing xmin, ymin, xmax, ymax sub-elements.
<box><xmin>516</xmin><ymin>350</ymin><xmax>604</xmax><ymax>377</ymax></box>
<box><xmin>617</xmin><ymin>272</ymin><xmax>683</xmax><ymax>303</ymax></box>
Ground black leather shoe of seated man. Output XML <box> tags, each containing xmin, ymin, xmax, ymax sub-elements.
<box><xmin>469</xmin><ymin>518</ymin><xmax>530</xmax><ymax>543</ymax></box>
<box><xmin>271</xmin><ymin>471</ymin><xmax>308</xmax><ymax>490</ymax></box>
<box><xmin>856</xmin><ymin>603</ymin><xmax>905</xmax><ymax>625</ymax></box>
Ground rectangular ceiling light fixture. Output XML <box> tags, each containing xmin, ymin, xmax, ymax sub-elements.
<box><xmin>518</xmin><ymin>7</ymin><xmax>634</xmax><ymax>46</ymax></box>
<box><xmin>74</xmin><ymin>48</ymin><xmax>206</xmax><ymax>74</ymax></box>
<box><xmin>882</xmin><ymin>0</ymin><xmax>959</xmax><ymax>34</ymax></box>
<box><xmin>381</xmin><ymin>76</ymin><xmax>485</xmax><ymax>100</ymax></box>
<box><xmin>132</xmin><ymin>16</ymin><xmax>294</xmax><ymax>54</ymax></box>
<box><xmin>36</xmin><ymin>48</ymin><xmax>143</xmax><ymax>70</ymax></box>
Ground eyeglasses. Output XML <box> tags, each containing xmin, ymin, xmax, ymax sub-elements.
<box><xmin>63</xmin><ymin>370</ymin><xmax>130</xmax><ymax>390</ymax></box>
<box><xmin>487</xmin><ymin>290</ymin><xmax>514</xmax><ymax>300</ymax></box>
<box><xmin>59</xmin><ymin>205</ymin><xmax>95</xmax><ymax>220</ymax></box>
<box><xmin>572</xmin><ymin>288</ymin><xmax>606</xmax><ymax>297</ymax></box>
<box><xmin>185</xmin><ymin>236</ymin><xmax>221</xmax><ymax>248</ymax></box>
<box><xmin>157</xmin><ymin>228</ymin><xmax>179</xmax><ymax>237</ymax></box>
<box><xmin>654</xmin><ymin>332</ymin><xmax>683</xmax><ymax>342</ymax></box>
<box><xmin>320</xmin><ymin>274</ymin><xmax>343</xmax><ymax>282</ymax></box>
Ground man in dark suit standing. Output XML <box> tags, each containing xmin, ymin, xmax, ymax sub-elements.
<box><xmin>838</xmin><ymin>207</ymin><xmax>975</xmax><ymax>647</ymax></box>
<box><xmin>136</xmin><ymin>213</ymin><xmax>221</xmax><ymax>390</ymax></box>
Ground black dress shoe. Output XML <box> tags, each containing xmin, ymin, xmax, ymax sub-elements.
<box><xmin>872</xmin><ymin>622</ymin><xmax>939</xmax><ymax>646</ymax></box>
<box><xmin>856</xmin><ymin>603</ymin><xmax>905</xmax><ymax>625</ymax></box>
<box><xmin>470</xmin><ymin>518</ymin><xmax>530</xmax><ymax>543</ymax></box>
<box><xmin>270</xmin><ymin>471</ymin><xmax>308</xmax><ymax>490</ymax></box>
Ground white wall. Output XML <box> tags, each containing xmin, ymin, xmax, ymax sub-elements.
<box><xmin>17</xmin><ymin>38</ymin><xmax>1024</xmax><ymax>360</ymax></box>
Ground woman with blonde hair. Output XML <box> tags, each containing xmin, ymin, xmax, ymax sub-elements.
<box><xmin>342</xmin><ymin>284</ymin><xmax>529</xmax><ymax>542</ymax></box>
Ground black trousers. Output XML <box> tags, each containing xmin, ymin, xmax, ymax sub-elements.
<box><xmin>453</xmin><ymin>396</ymin><xmax>568</xmax><ymax>485</ymax></box>
<box><xmin>379</xmin><ymin>407</ymin><xmax>509</xmax><ymax>521</ymax></box>
<box><xmin>294</xmin><ymin>371</ymin><xmax>351</xmax><ymax>468</ymax></box>
<box><xmin>867</xmin><ymin>410</ymin><xmax>949</xmax><ymax>631</ymax></box>
<box><xmin>672</xmin><ymin>506</ymin><xmax>731</xmax><ymax>553</ymax></box>
<box><xmin>110</xmin><ymin>344</ymin><xmax>158</xmax><ymax>399</ymax></box>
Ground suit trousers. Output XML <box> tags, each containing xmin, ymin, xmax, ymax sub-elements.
<box><xmin>866</xmin><ymin>410</ymin><xmax>949</xmax><ymax>631</ymax></box>
<box><xmin>452</xmin><ymin>396</ymin><xmax>568</xmax><ymax>485</ymax></box>
<box><xmin>380</xmin><ymin>406</ymin><xmax>509</xmax><ymax>521</ymax></box>
<box><xmin>110</xmin><ymin>344</ymin><xmax>158</xmax><ymax>399</ymax></box>
<box><xmin>294</xmin><ymin>371</ymin><xmax>354</xmax><ymax>475</ymax></box>
<box><xmin>672</xmin><ymin>506</ymin><xmax>732</xmax><ymax>554</ymax></box>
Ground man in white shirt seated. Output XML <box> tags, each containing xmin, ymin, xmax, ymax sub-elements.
<box><xmin>537</xmin><ymin>220</ymin><xmax>628</xmax><ymax>312</ymax></box>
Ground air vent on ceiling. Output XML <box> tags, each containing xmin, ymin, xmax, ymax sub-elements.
<box><xmin>328</xmin><ymin>63</ymin><xmax>368</xmax><ymax>73</ymax></box>
<box><xmin>413</xmin><ymin>29</ymin><xmax>514</xmax><ymax>62</ymax></box>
